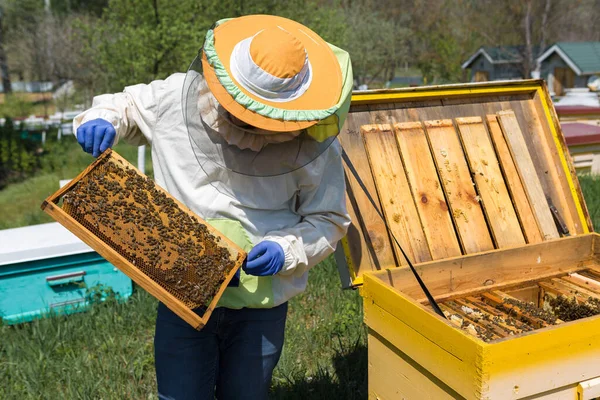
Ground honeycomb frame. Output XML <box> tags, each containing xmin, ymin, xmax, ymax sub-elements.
<box><xmin>41</xmin><ymin>149</ymin><xmax>246</xmax><ymax>330</ymax></box>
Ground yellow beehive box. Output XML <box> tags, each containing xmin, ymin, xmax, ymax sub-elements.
<box><xmin>337</xmin><ymin>80</ymin><xmax>600</xmax><ymax>399</ymax></box>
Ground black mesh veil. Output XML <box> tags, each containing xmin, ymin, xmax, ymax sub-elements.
<box><xmin>182</xmin><ymin>52</ymin><xmax>339</xmax><ymax>178</ymax></box>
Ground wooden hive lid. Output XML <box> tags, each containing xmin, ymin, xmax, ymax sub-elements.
<box><xmin>336</xmin><ymin>79</ymin><xmax>592</xmax><ymax>287</ymax></box>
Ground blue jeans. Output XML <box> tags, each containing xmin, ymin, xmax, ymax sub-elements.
<box><xmin>154</xmin><ymin>302</ymin><xmax>288</xmax><ymax>400</ymax></box>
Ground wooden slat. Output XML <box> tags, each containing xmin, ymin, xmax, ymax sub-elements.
<box><xmin>444</xmin><ymin>300</ymin><xmax>508</xmax><ymax>338</ymax></box>
<box><xmin>481</xmin><ymin>291</ymin><xmax>551</xmax><ymax>329</ymax></box>
<box><xmin>486</xmin><ymin>115</ymin><xmax>543</xmax><ymax>244</ymax></box>
<box><xmin>424</xmin><ymin>119</ymin><xmax>494</xmax><ymax>254</ymax></box>
<box><xmin>526</xmin><ymin>97</ymin><xmax>578</xmax><ymax>233</ymax></box>
<box><xmin>538</xmin><ymin>280</ymin><xmax>585</xmax><ymax>302</ymax></box>
<box><xmin>496</xmin><ymin>110</ymin><xmax>560</xmax><ymax>240</ymax></box>
<box><xmin>461</xmin><ymin>297</ymin><xmax>533</xmax><ymax>333</ymax></box>
<box><xmin>394</xmin><ymin>122</ymin><xmax>462</xmax><ymax>260</ymax></box>
<box><xmin>440</xmin><ymin>304</ymin><xmax>503</xmax><ymax>341</ymax></box>
<box><xmin>563</xmin><ymin>273</ymin><xmax>600</xmax><ymax>294</ymax></box>
<box><xmin>580</xmin><ymin>269</ymin><xmax>600</xmax><ymax>281</ymax></box>
<box><xmin>373</xmin><ymin>234</ymin><xmax>595</xmax><ymax>303</ymax></box>
<box><xmin>362</xmin><ymin>124</ymin><xmax>432</xmax><ymax>264</ymax></box>
<box><xmin>503</xmin><ymin>285</ymin><xmax>540</xmax><ymax>304</ymax></box>
<box><xmin>338</xmin><ymin>112</ymin><xmax>397</xmax><ymax>273</ymax></box>
<box><xmin>453</xmin><ymin>298</ymin><xmax>520</xmax><ymax>335</ymax></box>
<box><xmin>455</xmin><ymin>117</ymin><xmax>525</xmax><ymax>248</ymax></box>
<box><xmin>552</xmin><ymin>277</ymin><xmax>600</xmax><ymax>300</ymax></box>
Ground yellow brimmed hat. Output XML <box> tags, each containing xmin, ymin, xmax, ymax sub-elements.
<box><xmin>201</xmin><ymin>15</ymin><xmax>353</xmax><ymax>138</ymax></box>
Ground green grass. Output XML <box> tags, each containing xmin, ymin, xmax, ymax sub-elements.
<box><xmin>271</xmin><ymin>258</ymin><xmax>366</xmax><ymax>399</ymax></box>
<box><xmin>0</xmin><ymin>288</ymin><xmax>158</xmax><ymax>398</ymax></box>
<box><xmin>0</xmin><ymin>258</ymin><xmax>366</xmax><ymax>399</ymax></box>
<box><xmin>579</xmin><ymin>174</ymin><xmax>600</xmax><ymax>228</ymax></box>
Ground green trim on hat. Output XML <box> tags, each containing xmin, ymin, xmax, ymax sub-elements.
<box><xmin>203</xmin><ymin>21</ymin><xmax>353</xmax><ymax>138</ymax></box>
<box><xmin>307</xmin><ymin>43</ymin><xmax>353</xmax><ymax>141</ymax></box>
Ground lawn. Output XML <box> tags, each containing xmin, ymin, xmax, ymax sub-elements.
<box><xmin>0</xmin><ymin>259</ymin><xmax>366</xmax><ymax>399</ymax></box>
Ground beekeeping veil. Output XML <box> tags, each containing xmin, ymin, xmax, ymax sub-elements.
<box><xmin>182</xmin><ymin>15</ymin><xmax>353</xmax><ymax>181</ymax></box>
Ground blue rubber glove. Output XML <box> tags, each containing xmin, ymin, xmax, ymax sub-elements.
<box><xmin>243</xmin><ymin>241</ymin><xmax>285</xmax><ymax>276</ymax></box>
<box><xmin>76</xmin><ymin>118</ymin><xmax>116</xmax><ymax>158</ymax></box>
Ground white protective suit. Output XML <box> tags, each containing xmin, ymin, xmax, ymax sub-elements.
<box><xmin>73</xmin><ymin>73</ymin><xmax>350</xmax><ymax>308</ymax></box>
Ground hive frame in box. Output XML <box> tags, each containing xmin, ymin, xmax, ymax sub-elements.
<box><xmin>41</xmin><ymin>149</ymin><xmax>246</xmax><ymax>330</ymax></box>
<box><xmin>337</xmin><ymin>79</ymin><xmax>600</xmax><ymax>399</ymax></box>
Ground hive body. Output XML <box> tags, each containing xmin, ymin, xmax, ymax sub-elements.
<box><xmin>338</xmin><ymin>80</ymin><xmax>600</xmax><ymax>399</ymax></box>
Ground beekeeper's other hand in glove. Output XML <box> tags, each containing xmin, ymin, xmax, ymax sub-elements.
<box><xmin>243</xmin><ymin>241</ymin><xmax>285</xmax><ymax>276</ymax></box>
<box><xmin>76</xmin><ymin>118</ymin><xmax>116</xmax><ymax>157</ymax></box>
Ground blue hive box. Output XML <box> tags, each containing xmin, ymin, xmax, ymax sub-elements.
<box><xmin>0</xmin><ymin>222</ymin><xmax>133</xmax><ymax>324</ymax></box>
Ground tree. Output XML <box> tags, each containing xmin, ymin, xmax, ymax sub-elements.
<box><xmin>341</xmin><ymin>1</ymin><xmax>410</xmax><ymax>87</ymax></box>
<box><xmin>465</xmin><ymin>0</ymin><xmax>593</xmax><ymax>79</ymax></box>
<box><xmin>0</xmin><ymin>6</ymin><xmax>11</xmax><ymax>93</ymax></box>
<box><xmin>76</xmin><ymin>0</ymin><xmax>348</xmax><ymax>94</ymax></box>
<box><xmin>404</xmin><ymin>0</ymin><xmax>485</xmax><ymax>83</ymax></box>
<box><xmin>50</xmin><ymin>0</ymin><xmax>109</xmax><ymax>17</ymax></box>
<box><xmin>76</xmin><ymin>0</ymin><xmax>209</xmax><ymax>93</ymax></box>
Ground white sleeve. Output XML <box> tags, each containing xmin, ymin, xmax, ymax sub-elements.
<box><xmin>263</xmin><ymin>142</ymin><xmax>351</xmax><ymax>277</ymax></box>
<box><xmin>72</xmin><ymin>77</ymin><xmax>169</xmax><ymax>146</ymax></box>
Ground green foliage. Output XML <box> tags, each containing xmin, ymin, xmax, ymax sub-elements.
<box><xmin>0</xmin><ymin>95</ymin><xmax>35</xmax><ymax>119</ymax></box>
<box><xmin>1</xmin><ymin>0</ymin><xmax>44</xmax><ymax>31</ymax></box>
<box><xmin>417</xmin><ymin>29</ymin><xmax>469</xmax><ymax>84</ymax></box>
<box><xmin>0</xmin><ymin>118</ymin><xmax>42</xmax><ymax>188</ymax></box>
<box><xmin>77</xmin><ymin>0</ymin><xmax>209</xmax><ymax>93</ymax></box>
<box><xmin>77</xmin><ymin>0</ymin><xmax>349</xmax><ymax>93</ymax></box>
<box><xmin>50</xmin><ymin>0</ymin><xmax>109</xmax><ymax>17</ymax></box>
<box><xmin>410</xmin><ymin>0</ymin><xmax>483</xmax><ymax>84</ymax></box>
<box><xmin>579</xmin><ymin>174</ymin><xmax>600</xmax><ymax>228</ymax></box>
<box><xmin>85</xmin><ymin>283</ymin><xmax>118</xmax><ymax>305</ymax></box>
<box><xmin>343</xmin><ymin>2</ymin><xmax>409</xmax><ymax>86</ymax></box>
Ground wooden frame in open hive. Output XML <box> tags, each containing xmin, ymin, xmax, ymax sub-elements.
<box><xmin>337</xmin><ymin>80</ymin><xmax>600</xmax><ymax>399</ymax></box>
<box><xmin>41</xmin><ymin>149</ymin><xmax>246</xmax><ymax>330</ymax></box>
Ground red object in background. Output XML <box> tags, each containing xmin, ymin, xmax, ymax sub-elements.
<box><xmin>561</xmin><ymin>122</ymin><xmax>600</xmax><ymax>146</ymax></box>
<box><xmin>555</xmin><ymin>106</ymin><xmax>600</xmax><ymax>116</ymax></box>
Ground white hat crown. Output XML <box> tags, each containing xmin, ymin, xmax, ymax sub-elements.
<box><xmin>229</xmin><ymin>29</ymin><xmax>313</xmax><ymax>103</ymax></box>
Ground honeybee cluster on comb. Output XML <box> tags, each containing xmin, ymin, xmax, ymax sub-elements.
<box><xmin>440</xmin><ymin>273</ymin><xmax>600</xmax><ymax>342</ymax></box>
<box><xmin>61</xmin><ymin>156</ymin><xmax>237</xmax><ymax>308</ymax></box>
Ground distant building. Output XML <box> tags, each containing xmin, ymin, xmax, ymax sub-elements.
<box><xmin>537</xmin><ymin>42</ymin><xmax>600</xmax><ymax>95</ymax></box>
<box><xmin>461</xmin><ymin>46</ymin><xmax>527</xmax><ymax>82</ymax></box>
<box><xmin>0</xmin><ymin>81</ymin><xmax>53</xmax><ymax>93</ymax></box>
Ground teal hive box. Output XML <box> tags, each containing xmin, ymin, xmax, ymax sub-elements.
<box><xmin>0</xmin><ymin>222</ymin><xmax>133</xmax><ymax>324</ymax></box>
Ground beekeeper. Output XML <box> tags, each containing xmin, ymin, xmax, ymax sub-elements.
<box><xmin>73</xmin><ymin>14</ymin><xmax>352</xmax><ymax>400</ymax></box>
